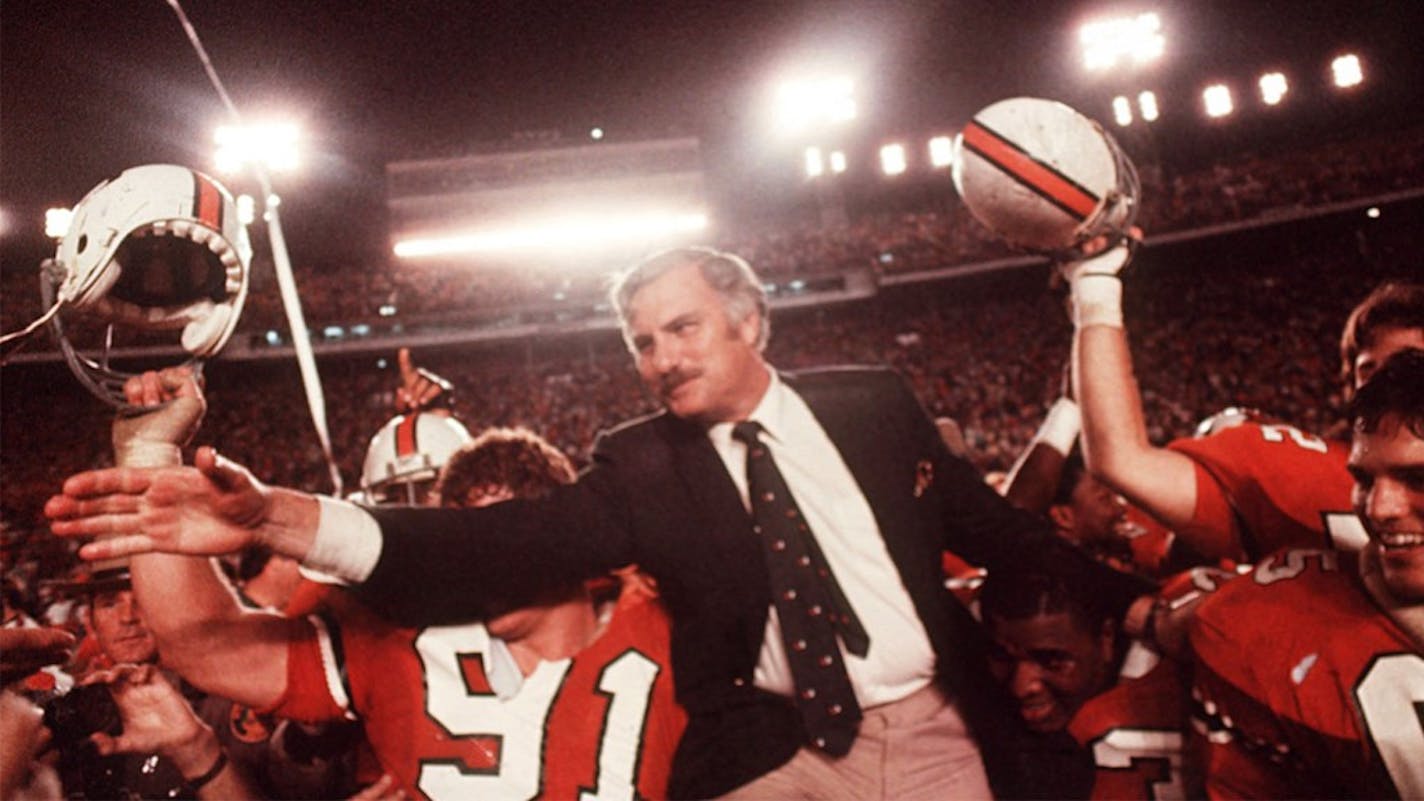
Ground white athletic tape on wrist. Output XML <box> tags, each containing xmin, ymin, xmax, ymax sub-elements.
<box><xmin>1072</xmin><ymin>274</ymin><xmax>1123</xmax><ymax>329</ymax></box>
<box><xmin>1038</xmin><ymin>397</ymin><xmax>1082</xmax><ymax>456</ymax></box>
<box><xmin>117</xmin><ymin>441</ymin><xmax>183</xmax><ymax>468</ymax></box>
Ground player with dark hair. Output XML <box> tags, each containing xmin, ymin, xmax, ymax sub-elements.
<box><xmin>1189</xmin><ymin>348</ymin><xmax>1424</xmax><ymax>799</ymax></box>
<box><xmin>981</xmin><ymin>558</ymin><xmax>1192</xmax><ymax>800</ymax></box>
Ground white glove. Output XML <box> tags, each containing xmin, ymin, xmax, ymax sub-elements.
<box><xmin>1058</xmin><ymin>242</ymin><xmax>1133</xmax><ymax>329</ymax></box>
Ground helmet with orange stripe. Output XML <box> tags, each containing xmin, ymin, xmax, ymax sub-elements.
<box><xmin>360</xmin><ymin>412</ymin><xmax>474</xmax><ymax>505</ymax></box>
<box><xmin>44</xmin><ymin>164</ymin><xmax>252</xmax><ymax>407</ymax></box>
<box><xmin>952</xmin><ymin>97</ymin><xmax>1140</xmax><ymax>257</ymax></box>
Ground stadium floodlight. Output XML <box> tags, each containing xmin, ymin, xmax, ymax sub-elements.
<box><xmin>1366</xmin><ymin>207</ymin><xmax>1380</xmax><ymax>219</ymax></box>
<box><xmin>1332</xmin><ymin>54</ymin><xmax>1363</xmax><ymax>88</ymax></box>
<box><xmin>774</xmin><ymin>76</ymin><xmax>857</xmax><ymax>137</ymax></box>
<box><xmin>829</xmin><ymin>151</ymin><xmax>847</xmax><ymax>174</ymax></box>
<box><xmin>928</xmin><ymin>136</ymin><xmax>954</xmax><ymax>168</ymax></box>
<box><xmin>1138</xmin><ymin>90</ymin><xmax>1159</xmax><ymax>121</ymax></box>
<box><xmin>879</xmin><ymin>143</ymin><xmax>906</xmax><ymax>176</ymax></box>
<box><xmin>590</xmin><ymin>127</ymin><xmax>605</xmax><ymax>140</ymax></box>
<box><xmin>1112</xmin><ymin>96</ymin><xmax>1133</xmax><ymax>126</ymax></box>
<box><xmin>1203</xmin><ymin>84</ymin><xmax>1233</xmax><ymax>118</ymax></box>
<box><xmin>1079</xmin><ymin>12</ymin><xmax>1165</xmax><ymax>72</ymax></box>
<box><xmin>393</xmin><ymin>210</ymin><xmax>710</xmax><ymax>258</ymax></box>
<box><xmin>1259</xmin><ymin>72</ymin><xmax>1288</xmax><ymax>105</ymax></box>
<box><xmin>44</xmin><ymin>207</ymin><xmax>73</xmax><ymax>239</ymax></box>
<box><xmin>805</xmin><ymin>146</ymin><xmax>825</xmax><ymax>177</ymax></box>
<box><xmin>214</xmin><ymin>122</ymin><xmax>301</xmax><ymax>175</ymax></box>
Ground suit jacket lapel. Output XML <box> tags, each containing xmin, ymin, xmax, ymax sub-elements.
<box><xmin>784</xmin><ymin>372</ymin><xmax>918</xmax><ymax>558</ymax></box>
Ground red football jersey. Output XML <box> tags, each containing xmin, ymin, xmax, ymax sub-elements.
<box><xmin>1069</xmin><ymin>644</ymin><xmax>1194</xmax><ymax>801</ymax></box>
<box><xmin>1119</xmin><ymin>505</ymin><xmax>1178</xmax><ymax>581</ymax></box>
<box><xmin>269</xmin><ymin>584</ymin><xmax>686</xmax><ymax>801</ymax></box>
<box><xmin>1167</xmin><ymin>422</ymin><xmax>1359</xmax><ymax>562</ymax></box>
<box><xmin>1190</xmin><ymin>549</ymin><xmax>1424</xmax><ymax>800</ymax></box>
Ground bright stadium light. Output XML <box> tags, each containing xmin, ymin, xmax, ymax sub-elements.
<box><xmin>1112</xmin><ymin>96</ymin><xmax>1133</xmax><ymax>126</ymax></box>
<box><xmin>1259</xmin><ymin>72</ymin><xmax>1288</xmax><ymax>105</ymax></box>
<box><xmin>590</xmin><ymin>127</ymin><xmax>605</xmax><ymax>140</ymax></box>
<box><xmin>394</xmin><ymin>211</ymin><xmax>709</xmax><ymax>258</ymax></box>
<box><xmin>928</xmin><ymin>136</ymin><xmax>954</xmax><ymax>168</ymax></box>
<box><xmin>1203</xmin><ymin>84</ymin><xmax>1233</xmax><ymax>118</ymax></box>
<box><xmin>774</xmin><ymin>76</ymin><xmax>857</xmax><ymax>137</ymax></box>
<box><xmin>1332</xmin><ymin>54</ymin><xmax>1363</xmax><ymax>88</ymax></box>
<box><xmin>1138</xmin><ymin>90</ymin><xmax>1160</xmax><ymax>121</ymax></box>
<box><xmin>1079</xmin><ymin>12</ymin><xmax>1165</xmax><ymax>72</ymax></box>
<box><xmin>44</xmin><ymin>207</ymin><xmax>73</xmax><ymax>239</ymax></box>
<box><xmin>829</xmin><ymin>151</ymin><xmax>847</xmax><ymax>174</ymax></box>
<box><xmin>805</xmin><ymin>146</ymin><xmax>825</xmax><ymax>177</ymax></box>
<box><xmin>214</xmin><ymin>122</ymin><xmax>301</xmax><ymax>174</ymax></box>
<box><xmin>879</xmin><ymin>143</ymin><xmax>906</xmax><ymax>176</ymax></box>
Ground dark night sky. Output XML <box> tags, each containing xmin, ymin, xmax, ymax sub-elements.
<box><xmin>3</xmin><ymin>1</ymin><xmax>1420</xmax><ymax>273</ymax></box>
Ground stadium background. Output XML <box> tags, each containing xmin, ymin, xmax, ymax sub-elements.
<box><xmin>3</xmin><ymin>1</ymin><xmax>1423</xmax><ymax>579</ymax></box>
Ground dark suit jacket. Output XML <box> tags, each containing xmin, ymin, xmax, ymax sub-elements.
<box><xmin>359</xmin><ymin>366</ymin><xmax>1150</xmax><ymax>798</ymax></box>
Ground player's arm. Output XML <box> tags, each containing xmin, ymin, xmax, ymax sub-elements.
<box><xmin>129</xmin><ymin>553</ymin><xmax>300</xmax><ymax>710</ymax></box>
<box><xmin>1001</xmin><ymin>396</ymin><xmax>1080</xmax><ymax>514</ymax></box>
<box><xmin>1063</xmin><ymin>241</ymin><xmax>1199</xmax><ymax>532</ymax></box>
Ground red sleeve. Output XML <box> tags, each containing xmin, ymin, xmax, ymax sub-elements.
<box><xmin>260</xmin><ymin>612</ymin><xmax>350</xmax><ymax>723</ymax></box>
<box><xmin>1168</xmin><ymin>423</ymin><xmax>1349</xmax><ymax>561</ymax></box>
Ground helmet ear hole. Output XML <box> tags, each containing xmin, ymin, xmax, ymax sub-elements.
<box><xmin>76</xmin><ymin>235</ymin><xmax>89</xmax><ymax>254</ymax></box>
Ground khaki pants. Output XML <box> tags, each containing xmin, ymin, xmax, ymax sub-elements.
<box><xmin>719</xmin><ymin>684</ymin><xmax>992</xmax><ymax>800</ymax></box>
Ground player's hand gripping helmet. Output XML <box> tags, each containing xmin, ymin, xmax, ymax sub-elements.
<box><xmin>44</xmin><ymin>164</ymin><xmax>252</xmax><ymax>406</ymax></box>
<box><xmin>361</xmin><ymin>412</ymin><xmax>474</xmax><ymax>505</ymax></box>
<box><xmin>952</xmin><ymin>97</ymin><xmax>1140</xmax><ymax>257</ymax></box>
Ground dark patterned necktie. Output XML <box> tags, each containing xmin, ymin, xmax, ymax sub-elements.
<box><xmin>732</xmin><ymin>420</ymin><xmax>868</xmax><ymax>755</ymax></box>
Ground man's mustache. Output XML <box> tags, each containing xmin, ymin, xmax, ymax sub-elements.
<box><xmin>658</xmin><ymin>369</ymin><xmax>702</xmax><ymax>395</ymax></box>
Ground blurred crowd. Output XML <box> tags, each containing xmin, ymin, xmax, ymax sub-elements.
<box><xmin>3</xmin><ymin>121</ymin><xmax>1424</xmax><ymax>801</ymax></box>
<box><xmin>4</xmin><ymin>125</ymin><xmax>1422</xmax><ymax>338</ymax></box>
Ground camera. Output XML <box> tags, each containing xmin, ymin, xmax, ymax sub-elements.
<box><xmin>43</xmin><ymin>685</ymin><xmax>128</xmax><ymax>799</ymax></box>
<box><xmin>42</xmin><ymin>684</ymin><xmax>122</xmax><ymax>747</ymax></box>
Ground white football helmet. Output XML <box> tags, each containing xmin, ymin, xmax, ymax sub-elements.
<box><xmin>361</xmin><ymin>412</ymin><xmax>473</xmax><ymax>505</ymax></box>
<box><xmin>952</xmin><ymin>97</ymin><xmax>1140</xmax><ymax>255</ymax></box>
<box><xmin>44</xmin><ymin>164</ymin><xmax>252</xmax><ymax>405</ymax></box>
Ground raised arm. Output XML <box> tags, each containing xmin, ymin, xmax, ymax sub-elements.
<box><xmin>1064</xmin><ymin>242</ymin><xmax>1199</xmax><ymax>532</ymax></box>
<box><xmin>130</xmin><ymin>552</ymin><xmax>300</xmax><ymax>710</ymax></box>
<box><xmin>61</xmin><ymin>368</ymin><xmax>307</xmax><ymax>710</ymax></box>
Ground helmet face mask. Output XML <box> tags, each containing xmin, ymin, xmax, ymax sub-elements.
<box><xmin>952</xmin><ymin>97</ymin><xmax>1140</xmax><ymax>257</ymax></box>
<box><xmin>46</xmin><ymin>164</ymin><xmax>252</xmax><ymax>407</ymax></box>
<box><xmin>361</xmin><ymin>413</ymin><xmax>474</xmax><ymax>506</ymax></box>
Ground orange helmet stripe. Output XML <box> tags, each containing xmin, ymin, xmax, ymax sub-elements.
<box><xmin>961</xmin><ymin>120</ymin><xmax>1100</xmax><ymax>221</ymax></box>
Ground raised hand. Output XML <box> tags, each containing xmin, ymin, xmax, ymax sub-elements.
<box><xmin>112</xmin><ymin>367</ymin><xmax>206</xmax><ymax>468</ymax></box>
<box><xmin>395</xmin><ymin>348</ymin><xmax>453</xmax><ymax>413</ymax></box>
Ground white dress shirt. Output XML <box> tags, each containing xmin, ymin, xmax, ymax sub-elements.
<box><xmin>706</xmin><ymin>372</ymin><xmax>935</xmax><ymax>709</ymax></box>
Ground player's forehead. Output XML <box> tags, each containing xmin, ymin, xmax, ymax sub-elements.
<box><xmin>1349</xmin><ymin>416</ymin><xmax>1424</xmax><ymax>472</ymax></box>
<box><xmin>1355</xmin><ymin>326</ymin><xmax>1424</xmax><ymax>372</ymax></box>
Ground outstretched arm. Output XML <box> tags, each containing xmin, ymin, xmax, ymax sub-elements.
<box><xmin>1064</xmin><ymin>241</ymin><xmax>1199</xmax><ymax>532</ymax></box>
<box><xmin>45</xmin><ymin>452</ymin><xmax>323</xmax><ymax>566</ymax></box>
